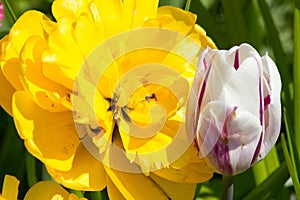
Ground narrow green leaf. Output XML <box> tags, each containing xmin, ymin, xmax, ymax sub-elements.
<box><xmin>281</xmin><ymin>134</ymin><xmax>300</xmax><ymax>198</ymax></box>
<box><xmin>2</xmin><ymin>0</ymin><xmax>17</xmax><ymax>22</ymax></box>
<box><xmin>185</xmin><ymin>0</ymin><xmax>192</xmax><ymax>11</ymax></box>
<box><xmin>251</xmin><ymin>161</ymin><xmax>268</xmax><ymax>185</ymax></box>
<box><xmin>264</xmin><ymin>147</ymin><xmax>280</xmax><ymax>174</ymax></box>
<box><xmin>294</xmin><ymin>6</ymin><xmax>300</xmax><ymax>164</ymax></box>
<box><xmin>243</xmin><ymin>162</ymin><xmax>289</xmax><ymax>200</ymax></box>
<box><xmin>283</xmin><ymin>108</ymin><xmax>300</xmax><ymax>179</ymax></box>
<box><xmin>252</xmin><ymin>142</ymin><xmax>279</xmax><ymax>186</ymax></box>
<box><xmin>25</xmin><ymin>152</ymin><xmax>37</xmax><ymax>187</ymax></box>
<box><xmin>193</xmin><ymin>183</ymin><xmax>202</xmax><ymax>199</ymax></box>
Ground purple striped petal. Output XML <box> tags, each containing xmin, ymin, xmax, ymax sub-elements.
<box><xmin>234</xmin><ymin>49</ymin><xmax>239</xmax><ymax>70</ymax></box>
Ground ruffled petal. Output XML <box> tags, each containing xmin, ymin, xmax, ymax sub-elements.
<box><xmin>52</xmin><ymin>0</ymin><xmax>90</xmax><ymax>22</ymax></box>
<box><xmin>12</xmin><ymin>91</ymin><xmax>80</xmax><ymax>171</ymax></box>
<box><xmin>0</xmin><ymin>66</ymin><xmax>15</xmax><ymax>115</ymax></box>
<box><xmin>156</xmin><ymin>6</ymin><xmax>197</xmax><ymax>35</ymax></box>
<box><xmin>189</xmin><ymin>24</ymin><xmax>217</xmax><ymax>49</ymax></box>
<box><xmin>20</xmin><ymin>35</ymin><xmax>71</xmax><ymax>112</ymax></box>
<box><xmin>42</xmin><ymin>18</ymin><xmax>84</xmax><ymax>90</ymax></box>
<box><xmin>122</xmin><ymin>0</ymin><xmax>158</xmax><ymax>28</ymax></box>
<box><xmin>119</xmin><ymin>118</ymin><xmax>180</xmax><ymax>172</ymax></box>
<box><xmin>46</xmin><ymin>144</ymin><xmax>106</xmax><ymax>191</ymax></box>
<box><xmin>153</xmin><ymin>152</ymin><xmax>213</xmax><ymax>183</ymax></box>
<box><xmin>1</xmin><ymin>11</ymin><xmax>55</xmax><ymax>91</ymax></box>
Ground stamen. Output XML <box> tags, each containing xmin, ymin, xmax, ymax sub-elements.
<box><xmin>145</xmin><ymin>93</ymin><xmax>157</xmax><ymax>102</ymax></box>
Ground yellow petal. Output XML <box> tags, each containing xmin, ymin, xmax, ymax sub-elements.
<box><xmin>68</xmin><ymin>193</ymin><xmax>87</xmax><ymax>200</ymax></box>
<box><xmin>104</xmin><ymin>167</ymin><xmax>168</xmax><ymax>200</ymax></box>
<box><xmin>12</xmin><ymin>91</ymin><xmax>80</xmax><ymax>171</ymax></box>
<box><xmin>24</xmin><ymin>181</ymin><xmax>69</xmax><ymax>200</ymax></box>
<box><xmin>106</xmin><ymin>175</ymin><xmax>126</xmax><ymax>200</ymax></box>
<box><xmin>122</xmin><ymin>0</ymin><xmax>158</xmax><ymax>28</ymax></box>
<box><xmin>54</xmin><ymin>1</ymin><xmax>105</xmax><ymax>55</ymax></box>
<box><xmin>1</xmin><ymin>175</ymin><xmax>19</xmax><ymax>200</ymax></box>
<box><xmin>7</xmin><ymin>11</ymin><xmax>53</xmax><ymax>54</ymax></box>
<box><xmin>47</xmin><ymin>143</ymin><xmax>106</xmax><ymax>191</ymax></box>
<box><xmin>1</xmin><ymin>11</ymin><xmax>55</xmax><ymax>91</ymax></box>
<box><xmin>42</xmin><ymin>18</ymin><xmax>84</xmax><ymax>90</ymax></box>
<box><xmin>157</xmin><ymin>6</ymin><xmax>196</xmax><ymax>34</ymax></box>
<box><xmin>189</xmin><ymin>24</ymin><xmax>217</xmax><ymax>49</ymax></box>
<box><xmin>20</xmin><ymin>35</ymin><xmax>71</xmax><ymax>112</ymax></box>
<box><xmin>150</xmin><ymin>173</ymin><xmax>196</xmax><ymax>200</ymax></box>
<box><xmin>52</xmin><ymin>0</ymin><xmax>89</xmax><ymax>22</ymax></box>
<box><xmin>153</xmin><ymin>156</ymin><xmax>213</xmax><ymax>183</ymax></box>
<box><xmin>0</xmin><ymin>35</ymin><xmax>23</xmax><ymax>91</ymax></box>
<box><xmin>92</xmin><ymin>0</ymin><xmax>124</xmax><ymax>36</ymax></box>
<box><xmin>74</xmin><ymin>11</ymin><xmax>104</xmax><ymax>56</ymax></box>
<box><xmin>0</xmin><ymin>67</ymin><xmax>15</xmax><ymax>116</ymax></box>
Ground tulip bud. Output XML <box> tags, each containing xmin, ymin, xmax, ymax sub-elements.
<box><xmin>187</xmin><ymin>43</ymin><xmax>282</xmax><ymax>175</ymax></box>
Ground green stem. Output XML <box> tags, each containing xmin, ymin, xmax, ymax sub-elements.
<box><xmin>2</xmin><ymin>0</ymin><xmax>17</xmax><ymax>22</ymax></box>
<box><xmin>185</xmin><ymin>0</ymin><xmax>192</xmax><ymax>11</ymax></box>
<box><xmin>294</xmin><ymin>5</ymin><xmax>300</xmax><ymax>166</ymax></box>
<box><xmin>222</xmin><ymin>175</ymin><xmax>234</xmax><ymax>200</ymax></box>
<box><xmin>25</xmin><ymin>151</ymin><xmax>37</xmax><ymax>187</ymax></box>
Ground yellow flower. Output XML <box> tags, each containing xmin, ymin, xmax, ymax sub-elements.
<box><xmin>0</xmin><ymin>175</ymin><xmax>86</xmax><ymax>200</ymax></box>
<box><xmin>0</xmin><ymin>0</ymin><xmax>216</xmax><ymax>199</ymax></box>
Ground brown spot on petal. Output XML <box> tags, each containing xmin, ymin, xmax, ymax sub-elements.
<box><xmin>221</xmin><ymin>136</ymin><xmax>228</xmax><ymax>145</ymax></box>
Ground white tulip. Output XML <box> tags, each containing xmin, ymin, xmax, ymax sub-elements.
<box><xmin>187</xmin><ymin>43</ymin><xmax>282</xmax><ymax>175</ymax></box>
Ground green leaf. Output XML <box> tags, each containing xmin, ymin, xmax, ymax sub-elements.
<box><xmin>25</xmin><ymin>152</ymin><xmax>37</xmax><ymax>187</ymax></box>
<box><xmin>283</xmin><ymin>108</ymin><xmax>300</xmax><ymax>179</ymax></box>
<box><xmin>294</xmin><ymin>6</ymin><xmax>300</xmax><ymax>164</ymax></box>
<box><xmin>2</xmin><ymin>0</ymin><xmax>17</xmax><ymax>22</ymax></box>
<box><xmin>281</xmin><ymin>134</ymin><xmax>300</xmax><ymax>198</ymax></box>
<box><xmin>243</xmin><ymin>162</ymin><xmax>289</xmax><ymax>200</ymax></box>
<box><xmin>193</xmin><ymin>183</ymin><xmax>202</xmax><ymax>199</ymax></box>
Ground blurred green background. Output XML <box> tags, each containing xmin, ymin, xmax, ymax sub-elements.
<box><xmin>0</xmin><ymin>0</ymin><xmax>298</xmax><ymax>199</ymax></box>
